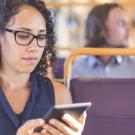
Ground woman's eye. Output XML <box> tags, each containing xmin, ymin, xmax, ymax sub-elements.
<box><xmin>17</xmin><ymin>33</ymin><xmax>31</xmax><ymax>40</ymax></box>
<box><xmin>38</xmin><ymin>35</ymin><xmax>46</xmax><ymax>40</ymax></box>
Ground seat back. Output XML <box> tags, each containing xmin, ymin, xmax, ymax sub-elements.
<box><xmin>52</xmin><ymin>58</ymin><xmax>65</xmax><ymax>79</ymax></box>
<box><xmin>64</xmin><ymin>48</ymin><xmax>135</xmax><ymax>87</ymax></box>
<box><xmin>70</xmin><ymin>78</ymin><xmax>135</xmax><ymax>135</ymax></box>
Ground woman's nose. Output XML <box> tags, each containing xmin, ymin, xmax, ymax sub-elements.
<box><xmin>27</xmin><ymin>38</ymin><xmax>39</xmax><ymax>52</ymax></box>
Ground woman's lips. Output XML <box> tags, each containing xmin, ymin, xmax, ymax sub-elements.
<box><xmin>22</xmin><ymin>57</ymin><xmax>38</xmax><ymax>64</ymax></box>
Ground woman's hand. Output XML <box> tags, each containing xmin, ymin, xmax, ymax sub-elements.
<box><xmin>42</xmin><ymin>112</ymin><xmax>87</xmax><ymax>135</ymax></box>
<box><xmin>16</xmin><ymin>112</ymin><xmax>87</xmax><ymax>135</ymax></box>
<box><xmin>16</xmin><ymin>118</ymin><xmax>46</xmax><ymax>135</ymax></box>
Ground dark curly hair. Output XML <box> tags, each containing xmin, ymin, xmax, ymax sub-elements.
<box><xmin>85</xmin><ymin>3</ymin><xmax>123</xmax><ymax>48</ymax></box>
<box><xmin>0</xmin><ymin>0</ymin><xmax>56</xmax><ymax>76</ymax></box>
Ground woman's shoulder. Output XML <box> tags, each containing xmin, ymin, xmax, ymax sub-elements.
<box><xmin>52</xmin><ymin>80</ymin><xmax>72</xmax><ymax>105</ymax></box>
<box><xmin>32</xmin><ymin>73</ymin><xmax>72</xmax><ymax>105</ymax></box>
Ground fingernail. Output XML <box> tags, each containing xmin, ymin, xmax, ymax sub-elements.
<box><xmin>49</xmin><ymin>119</ymin><xmax>55</xmax><ymax>124</ymax></box>
<box><xmin>44</xmin><ymin>125</ymin><xmax>48</xmax><ymax>129</ymax></box>
<box><xmin>63</xmin><ymin>114</ymin><xmax>69</xmax><ymax>118</ymax></box>
<box><xmin>41</xmin><ymin>129</ymin><xmax>47</xmax><ymax>134</ymax></box>
<box><xmin>37</xmin><ymin>119</ymin><xmax>44</xmax><ymax>124</ymax></box>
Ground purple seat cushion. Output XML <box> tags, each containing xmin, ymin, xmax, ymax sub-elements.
<box><xmin>70</xmin><ymin>78</ymin><xmax>135</xmax><ymax>135</ymax></box>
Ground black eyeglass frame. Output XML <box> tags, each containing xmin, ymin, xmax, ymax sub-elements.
<box><xmin>5</xmin><ymin>28</ymin><xmax>48</xmax><ymax>47</ymax></box>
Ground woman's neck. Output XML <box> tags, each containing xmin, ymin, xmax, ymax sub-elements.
<box><xmin>0</xmin><ymin>69</ymin><xmax>31</xmax><ymax>91</ymax></box>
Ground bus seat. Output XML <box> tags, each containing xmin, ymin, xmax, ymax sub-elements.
<box><xmin>70</xmin><ymin>78</ymin><xmax>135</xmax><ymax>135</ymax></box>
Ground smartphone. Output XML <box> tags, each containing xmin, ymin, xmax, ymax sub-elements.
<box><xmin>34</xmin><ymin>102</ymin><xmax>92</xmax><ymax>132</ymax></box>
<box><xmin>43</xmin><ymin>102</ymin><xmax>92</xmax><ymax>122</ymax></box>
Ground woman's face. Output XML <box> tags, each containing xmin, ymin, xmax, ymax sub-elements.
<box><xmin>0</xmin><ymin>5</ymin><xmax>46</xmax><ymax>73</ymax></box>
<box><xmin>105</xmin><ymin>7</ymin><xmax>130</xmax><ymax>47</ymax></box>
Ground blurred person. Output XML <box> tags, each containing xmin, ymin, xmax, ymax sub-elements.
<box><xmin>0</xmin><ymin>0</ymin><xmax>86</xmax><ymax>135</ymax></box>
<box><xmin>72</xmin><ymin>3</ymin><xmax>135</xmax><ymax>78</ymax></box>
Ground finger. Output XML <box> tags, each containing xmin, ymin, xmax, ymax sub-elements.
<box><xmin>31</xmin><ymin>133</ymin><xmax>42</xmax><ymax>135</ymax></box>
<box><xmin>17</xmin><ymin>119</ymin><xmax>45</xmax><ymax>135</ymax></box>
<box><xmin>62</xmin><ymin>114</ymin><xmax>84</xmax><ymax>132</ymax></box>
<box><xmin>44</xmin><ymin>123</ymin><xmax>64</xmax><ymax>135</ymax></box>
<box><xmin>48</xmin><ymin>119</ymin><xmax>75</xmax><ymax>135</ymax></box>
<box><xmin>23</xmin><ymin>119</ymin><xmax>45</xmax><ymax>131</ymax></box>
<box><xmin>79</xmin><ymin>111</ymin><xmax>87</xmax><ymax>126</ymax></box>
<box><xmin>41</xmin><ymin>130</ymin><xmax>51</xmax><ymax>135</ymax></box>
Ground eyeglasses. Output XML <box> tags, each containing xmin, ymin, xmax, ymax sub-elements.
<box><xmin>5</xmin><ymin>28</ymin><xmax>48</xmax><ymax>47</ymax></box>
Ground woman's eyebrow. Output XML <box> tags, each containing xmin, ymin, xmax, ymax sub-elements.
<box><xmin>17</xmin><ymin>27</ymin><xmax>32</xmax><ymax>31</ymax></box>
<box><xmin>40</xmin><ymin>29</ymin><xmax>46</xmax><ymax>32</ymax></box>
<box><xmin>16</xmin><ymin>27</ymin><xmax>46</xmax><ymax>32</ymax></box>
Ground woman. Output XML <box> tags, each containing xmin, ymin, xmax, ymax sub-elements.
<box><xmin>0</xmin><ymin>0</ymin><xmax>86</xmax><ymax>135</ymax></box>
